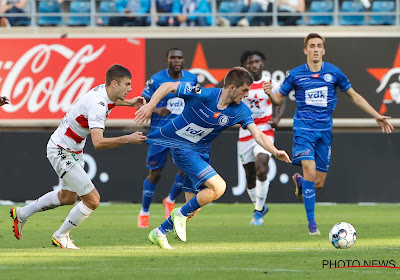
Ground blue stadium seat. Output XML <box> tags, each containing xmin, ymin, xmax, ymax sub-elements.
<box><xmin>37</xmin><ymin>1</ymin><xmax>63</xmax><ymax>26</ymax></box>
<box><xmin>369</xmin><ymin>1</ymin><xmax>395</xmax><ymax>25</ymax></box>
<box><xmin>340</xmin><ymin>1</ymin><xmax>366</xmax><ymax>25</ymax></box>
<box><xmin>67</xmin><ymin>1</ymin><xmax>91</xmax><ymax>26</ymax></box>
<box><xmin>308</xmin><ymin>1</ymin><xmax>334</xmax><ymax>25</ymax></box>
<box><xmin>218</xmin><ymin>1</ymin><xmax>246</xmax><ymax>26</ymax></box>
<box><xmin>99</xmin><ymin>1</ymin><xmax>117</xmax><ymax>26</ymax></box>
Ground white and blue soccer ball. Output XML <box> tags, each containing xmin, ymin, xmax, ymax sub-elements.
<box><xmin>329</xmin><ymin>222</ymin><xmax>357</xmax><ymax>249</ymax></box>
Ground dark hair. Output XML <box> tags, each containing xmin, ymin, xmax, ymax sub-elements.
<box><xmin>304</xmin><ymin>33</ymin><xmax>325</xmax><ymax>48</ymax></box>
<box><xmin>223</xmin><ymin>67</ymin><xmax>254</xmax><ymax>89</ymax></box>
<box><xmin>105</xmin><ymin>64</ymin><xmax>131</xmax><ymax>86</ymax></box>
<box><xmin>166</xmin><ymin>48</ymin><xmax>183</xmax><ymax>58</ymax></box>
<box><xmin>240</xmin><ymin>50</ymin><xmax>266</xmax><ymax>66</ymax></box>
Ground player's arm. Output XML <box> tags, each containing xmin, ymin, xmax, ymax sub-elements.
<box><xmin>246</xmin><ymin>123</ymin><xmax>291</xmax><ymax>163</ymax></box>
<box><xmin>134</xmin><ymin>82</ymin><xmax>179</xmax><ymax>125</ymax></box>
<box><xmin>115</xmin><ymin>96</ymin><xmax>147</xmax><ymax>108</ymax></box>
<box><xmin>263</xmin><ymin>82</ymin><xmax>286</xmax><ymax>106</ymax></box>
<box><xmin>90</xmin><ymin>128</ymin><xmax>147</xmax><ymax>150</ymax></box>
<box><xmin>344</xmin><ymin>87</ymin><xmax>394</xmax><ymax>134</ymax></box>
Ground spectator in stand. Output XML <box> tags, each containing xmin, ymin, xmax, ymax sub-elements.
<box><xmin>156</xmin><ymin>0</ymin><xmax>178</xmax><ymax>26</ymax></box>
<box><xmin>238</xmin><ymin>0</ymin><xmax>272</xmax><ymax>26</ymax></box>
<box><xmin>173</xmin><ymin>0</ymin><xmax>212</xmax><ymax>26</ymax></box>
<box><xmin>277</xmin><ymin>0</ymin><xmax>304</xmax><ymax>26</ymax></box>
<box><xmin>0</xmin><ymin>0</ymin><xmax>31</xmax><ymax>26</ymax></box>
<box><xmin>109</xmin><ymin>0</ymin><xmax>150</xmax><ymax>26</ymax></box>
<box><xmin>219</xmin><ymin>0</ymin><xmax>272</xmax><ymax>27</ymax></box>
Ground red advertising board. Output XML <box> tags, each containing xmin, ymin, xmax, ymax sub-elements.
<box><xmin>0</xmin><ymin>38</ymin><xmax>145</xmax><ymax>119</ymax></box>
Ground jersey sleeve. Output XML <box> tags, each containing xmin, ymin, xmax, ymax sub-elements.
<box><xmin>279</xmin><ymin>71</ymin><xmax>294</xmax><ymax>96</ymax></box>
<box><xmin>87</xmin><ymin>99</ymin><xmax>107</xmax><ymax>130</ymax></box>
<box><xmin>141</xmin><ymin>76</ymin><xmax>158</xmax><ymax>99</ymax></box>
<box><xmin>237</xmin><ymin>104</ymin><xmax>254</xmax><ymax>129</ymax></box>
<box><xmin>176</xmin><ymin>83</ymin><xmax>211</xmax><ymax>100</ymax></box>
<box><xmin>335</xmin><ymin>68</ymin><xmax>352</xmax><ymax>92</ymax></box>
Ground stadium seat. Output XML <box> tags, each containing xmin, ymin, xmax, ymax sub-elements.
<box><xmin>99</xmin><ymin>1</ymin><xmax>117</xmax><ymax>26</ymax></box>
<box><xmin>37</xmin><ymin>1</ymin><xmax>63</xmax><ymax>26</ymax></box>
<box><xmin>218</xmin><ymin>1</ymin><xmax>246</xmax><ymax>26</ymax></box>
<box><xmin>340</xmin><ymin>1</ymin><xmax>366</xmax><ymax>25</ymax></box>
<box><xmin>308</xmin><ymin>1</ymin><xmax>334</xmax><ymax>25</ymax></box>
<box><xmin>369</xmin><ymin>1</ymin><xmax>395</xmax><ymax>25</ymax></box>
<box><xmin>67</xmin><ymin>0</ymin><xmax>91</xmax><ymax>26</ymax></box>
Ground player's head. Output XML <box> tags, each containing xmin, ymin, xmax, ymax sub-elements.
<box><xmin>106</xmin><ymin>64</ymin><xmax>132</xmax><ymax>101</ymax></box>
<box><xmin>240</xmin><ymin>50</ymin><xmax>265</xmax><ymax>79</ymax></box>
<box><xmin>166</xmin><ymin>48</ymin><xmax>184</xmax><ymax>74</ymax></box>
<box><xmin>224</xmin><ymin>67</ymin><xmax>253</xmax><ymax>104</ymax></box>
<box><xmin>304</xmin><ymin>33</ymin><xmax>325</xmax><ymax>63</ymax></box>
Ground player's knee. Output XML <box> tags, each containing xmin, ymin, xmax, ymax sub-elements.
<box><xmin>256</xmin><ymin>169</ymin><xmax>268</xmax><ymax>181</ymax></box>
<box><xmin>214</xmin><ymin>181</ymin><xmax>226</xmax><ymax>199</ymax></box>
<box><xmin>315</xmin><ymin>181</ymin><xmax>325</xmax><ymax>189</ymax></box>
<box><xmin>148</xmin><ymin>169</ymin><xmax>162</xmax><ymax>183</ymax></box>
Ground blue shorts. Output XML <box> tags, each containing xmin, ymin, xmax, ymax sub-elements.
<box><xmin>172</xmin><ymin>148</ymin><xmax>217</xmax><ymax>194</ymax></box>
<box><xmin>292</xmin><ymin>130</ymin><xmax>332</xmax><ymax>173</ymax></box>
<box><xmin>145</xmin><ymin>144</ymin><xmax>174</xmax><ymax>170</ymax></box>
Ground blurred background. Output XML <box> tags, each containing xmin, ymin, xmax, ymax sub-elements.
<box><xmin>0</xmin><ymin>0</ymin><xmax>399</xmax><ymax>204</ymax></box>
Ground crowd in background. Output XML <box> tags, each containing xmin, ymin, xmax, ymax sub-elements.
<box><xmin>0</xmin><ymin>0</ymin><xmax>395</xmax><ymax>27</ymax></box>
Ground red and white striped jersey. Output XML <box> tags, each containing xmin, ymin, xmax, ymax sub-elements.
<box><xmin>239</xmin><ymin>76</ymin><xmax>280</xmax><ymax>142</ymax></box>
<box><xmin>50</xmin><ymin>84</ymin><xmax>115</xmax><ymax>153</ymax></box>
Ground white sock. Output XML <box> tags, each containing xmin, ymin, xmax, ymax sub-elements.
<box><xmin>154</xmin><ymin>227</ymin><xmax>166</xmax><ymax>236</ymax></box>
<box><xmin>19</xmin><ymin>190</ymin><xmax>61</xmax><ymax>220</ymax></box>
<box><xmin>177</xmin><ymin>207</ymin><xmax>185</xmax><ymax>217</ymax></box>
<box><xmin>55</xmin><ymin>201</ymin><xmax>93</xmax><ymax>237</ymax></box>
<box><xmin>255</xmin><ymin>179</ymin><xmax>270</xmax><ymax>211</ymax></box>
<box><xmin>247</xmin><ymin>187</ymin><xmax>256</xmax><ymax>205</ymax></box>
<box><xmin>166</xmin><ymin>197</ymin><xmax>175</xmax><ymax>203</ymax></box>
<box><xmin>139</xmin><ymin>209</ymin><xmax>150</xmax><ymax>216</ymax></box>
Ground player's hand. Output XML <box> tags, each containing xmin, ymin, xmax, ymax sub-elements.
<box><xmin>268</xmin><ymin>117</ymin><xmax>280</xmax><ymax>129</ymax></box>
<box><xmin>274</xmin><ymin>150</ymin><xmax>291</xmax><ymax>163</ymax></box>
<box><xmin>263</xmin><ymin>81</ymin><xmax>272</xmax><ymax>95</ymax></box>
<box><xmin>0</xmin><ymin>96</ymin><xmax>9</xmax><ymax>106</ymax></box>
<box><xmin>130</xmin><ymin>96</ymin><xmax>146</xmax><ymax>108</ymax></box>
<box><xmin>154</xmin><ymin>107</ymin><xmax>171</xmax><ymax>116</ymax></box>
<box><xmin>376</xmin><ymin>115</ymin><xmax>394</xmax><ymax>134</ymax></box>
<box><xmin>134</xmin><ymin>103</ymin><xmax>154</xmax><ymax>125</ymax></box>
<box><xmin>126</xmin><ymin>131</ymin><xmax>147</xmax><ymax>144</ymax></box>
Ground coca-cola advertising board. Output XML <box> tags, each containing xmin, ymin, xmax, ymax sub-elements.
<box><xmin>0</xmin><ymin>38</ymin><xmax>145</xmax><ymax>119</ymax></box>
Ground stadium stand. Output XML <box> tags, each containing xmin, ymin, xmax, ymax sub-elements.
<box><xmin>37</xmin><ymin>0</ymin><xmax>63</xmax><ymax>26</ymax></box>
<box><xmin>369</xmin><ymin>0</ymin><xmax>396</xmax><ymax>25</ymax></box>
<box><xmin>67</xmin><ymin>0</ymin><xmax>91</xmax><ymax>26</ymax></box>
<box><xmin>340</xmin><ymin>1</ymin><xmax>366</xmax><ymax>26</ymax></box>
<box><xmin>308</xmin><ymin>0</ymin><xmax>334</xmax><ymax>25</ymax></box>
<box><xmin>98</xmin><ymin>0</ymin><xmax>118</xmax><ymax>26</ymax></box>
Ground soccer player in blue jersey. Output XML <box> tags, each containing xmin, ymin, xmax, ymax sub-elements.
<box><xmin>138</xmin><ymin>48</ymin><xmax>198</xmax><ymax>228</ymax></box>
<box><xmin>135</xmin><ymin>67</ymin><xmax>291</xmax><ymax>249</ymax></box>
<box><xmin>263</xmin><ymin>33</ymin><xmax>394</xmax><ymax>235</ymax></box>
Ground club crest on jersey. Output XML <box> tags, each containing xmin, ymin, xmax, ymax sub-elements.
<box><xmin>324</xmin><ymin>73</ymin><xmax>333</xmax><ymax>82</ymax></box>
<box><xmin>218</xmin><ymin>114</ymin><xmax>229</xmax><ymax>126</ymax></box>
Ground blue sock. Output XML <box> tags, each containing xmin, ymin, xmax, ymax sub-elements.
<box><xmin>180</xmin><ymin>196</ymin><xmax>202</xmax><ymax>217</ymax></box>
<box><xmin>169</xmin><ymin>172</ymin><xmax>184</xmax><ymax>201</ymax></box>
<box><xmin>159</xmin><ymin>217</ymin><xmax>173</xmax><ymax>234</ymax></box>
<box><xmin>302</xmin><ymin>180</ymin><xmax>316</xmax><ymax>222</ymax></box>
<box><xmin>297</xmin><ymin>176</ymin><xmax>304</xmax><ymax>188</ymax></box>
<box><xmin>142</xmin><ymin>179</ymin><xmax>157</xmax><ymax>212</ymax></box>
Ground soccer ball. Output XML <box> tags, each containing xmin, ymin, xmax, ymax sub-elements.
<box><xmin>329</xmin><ymin>222</ymin><xmax>357</xmax><ymax>249</ymax></box>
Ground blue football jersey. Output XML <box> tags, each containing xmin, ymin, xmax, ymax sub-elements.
<box><xmin>280</xmin><ymin>62</ymin><xmax>352</xmax><ymax>131</ymax></box>
<box><xmin>146</xmin><ymin>85</ymin><xmax>254</xmax><ymax>152</ymax></box>
<box><xmin>142</xmin><ymin>69</ymin><xmax>198</xmax><ymax>133</ymax></box>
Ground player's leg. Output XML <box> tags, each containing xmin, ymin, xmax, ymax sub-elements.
<box><xmin>301</xmin><ymin>159</ymin><xmax>320</xmax><ymax>235</ymax></box>
<box><xmin>243</xmin><ymin>162</ymin><xmax>256</xmax><ymax>204</ymax></box>
<box><xmin>139</xmin><ymin>144</ymin><xmax>168</xmax><ymax>227</ymax></box>
<box><xmin>52</xmin><ymin>162</ymin><xmax>98</xmax><ymax>249</ymax></box>
<box><xmin>10</xmin><ymin>188</ymin><xmax>73</xmax><ymax>240</ymax></box>
<box><xmin>251</xmin><ymin>153</ymin><xmax>270</xmax><ymax>225</ymax></box>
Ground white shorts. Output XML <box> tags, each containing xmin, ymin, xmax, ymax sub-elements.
<box><xmin>47</xmin><ymin>140</ymin><xmax>94</xmax><ymax>196</ymax></box>
<box><xmin>238</xmin><ymin>136</ymin><xmax>275</xmax><ymax>165</ymax></box>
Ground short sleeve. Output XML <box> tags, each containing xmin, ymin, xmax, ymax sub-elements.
<box><xmin>87</xmin><ymin>100</ymin><xmax>107</xmax><ymax>130</ymax></box>
<box><xmin>335</xmin><ymin>68</ymin><xmax>352</xmax><ymax>92</ymax></box>
<box><xmin>142</xmin><ymin>77</ymin><xmax>158</xmax><ymax>99</ymax></box>
<box><xmin>280</xmin><ymin>71</ymin><xmax>294</xmax><ymax>96</ymax></box>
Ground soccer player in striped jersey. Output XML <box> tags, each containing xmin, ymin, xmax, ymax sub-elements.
<box><xmin>239</xmin><ymin>50</ymin><xmax>285</xmax><ymax>225</ymax></box>
<box><xmin>264</xmin><ymin>33</ymin><xmax>393</xmax><ymax>235</ymax></box>
<box><xmin>10</xmin><ymin>64</ymin><xmax>147</xmax><ymax>249</ymax></box>
<box><xmin>138</xmin><ymin>48</ymin><xmax>198</xmax><ymax>228</ymax></box>
<box><xmin>135</xmin><ymin>67</ymin><xmax>291</xmax><ymax>249</ymax></box>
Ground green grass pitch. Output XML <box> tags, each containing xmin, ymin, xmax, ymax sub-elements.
<box><xmin>1</xmin><ymin>203</ymin><xmax>399</xmax><ymax>279</ymax></box>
